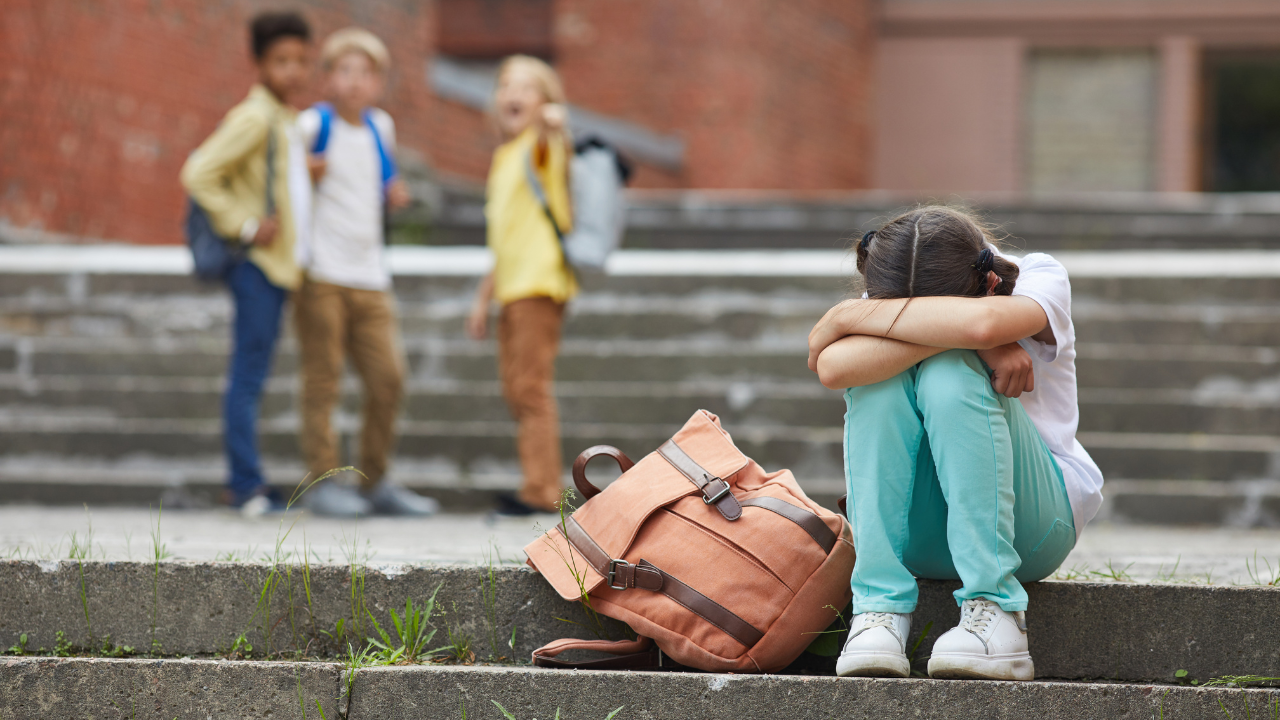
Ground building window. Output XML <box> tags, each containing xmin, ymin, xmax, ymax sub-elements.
<box><xmin>436</xmin><ymin>0</ymin><xmax>554</xmax><ymax>60</ymax></box>
<box><xmin>1204</xmin><ymin>52</ymin><xmax>1280</xmax><ymax>192</ymax></box>
<box><xmin>1025</xmin><ymin>50</ymin><xmax>1158</xmax><ymax>193</ymax></box>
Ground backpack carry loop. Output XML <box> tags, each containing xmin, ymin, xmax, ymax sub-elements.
<box><xmin>571</xmin><ymin>445</ymin><xmax>635</xmax><ymax>500</ymax></box>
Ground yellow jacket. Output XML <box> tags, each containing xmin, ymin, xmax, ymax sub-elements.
<box><xmin>485</xmin><ymin>127</ymin><xmax>577</xmax><ymax>305</ymax></box>
<box><xmin>180</xmin><ymin>85</ymin><xmax>302</xmax><ymax>290</ymax></box>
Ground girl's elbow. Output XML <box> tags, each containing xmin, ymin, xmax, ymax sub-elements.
<box><xmin>968</xmin><ymin>310</ymin><xmax>1004</xmax><ymax>349</ymax></box>
<box><xmin>815</xmin><ymin>354</ymin><xmax>852</xmax><ymax>390</ymax></box>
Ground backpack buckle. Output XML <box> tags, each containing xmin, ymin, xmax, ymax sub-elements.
<box><xmin>607</xmin><ymin>558</ymin><xmax>631</xmax><ymax>590</ymax></box>
<box><xmin>702</xmin><ymin>479</ymin><xmax>731</xmax><ymax>505</ymax></box>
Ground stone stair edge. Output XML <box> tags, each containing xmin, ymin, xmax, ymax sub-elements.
<box><xmin>3</xmin><ymin>558</ymin><xmax>1280</xmax><ymax>686</ymax></box>
<box><xmin>1</xmin><ymin>655</ymin><xmax>1278</xmax><ymax>720</ymax></box>
<box><xmin>2</xmin><ymin>655</ymin><xmax>1277</xmax><ymax>720</ymax></box>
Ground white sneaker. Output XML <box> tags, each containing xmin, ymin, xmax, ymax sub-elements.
<box><xmin>927</xmin><ymin>598</ymin><xmax>1034</xmax><ymax>681</ymax></box>
<box><xmin>836</xmin><ymin>611</ymin><xmax>912</xmax><ymax>678</ymax></box>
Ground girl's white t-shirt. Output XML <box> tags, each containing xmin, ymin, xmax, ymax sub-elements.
<box><xmin>1003</xmin><ymin>252</ymin><xmax>1104</xmax><ymax>538</ymax></box>
<box><xmin>296</xmin><ymin>107</ymin><xmax>395</xmax><ymax>291</ymax></box>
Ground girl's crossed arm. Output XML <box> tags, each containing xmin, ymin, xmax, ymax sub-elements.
<box><xmin>810</xmin><ymin>295</ymin><xmax>1053</xmax><ymax>394</ymax></box>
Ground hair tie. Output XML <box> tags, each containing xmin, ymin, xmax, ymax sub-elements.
<box><xmin>973</xmin><ymin>247</ymin><xmax>994</xmax><ymax>276</ymax></box>
<box><xmin>859</xmin><ymin>230</ymin><xmax>876</xmax><ymax>252</ymax></box>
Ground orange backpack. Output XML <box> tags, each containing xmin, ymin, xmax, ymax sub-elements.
<box><xmin>524</xmin><ymin>410</ymin><xmax>856</xmax><ymax>673</ymax></box>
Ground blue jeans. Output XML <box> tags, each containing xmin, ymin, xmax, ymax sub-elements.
<box><xmin>223</xmin><ymin>260</ymin><xmax>287</xmax><ymax>504</ymax></box>
<box><xmin>843</xmin><ymin>350</ymin><xmax>1076</xmax><ymax>614</ymax></box>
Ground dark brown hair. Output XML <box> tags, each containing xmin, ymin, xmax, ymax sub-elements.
<box><xmin>856</xmin><ymin>206</ymin><xmax>1018</xmax><ymax>299</ymax></box>
<box><xmin>250</xmin><ymin>11</ymin><xmax>311</xmax><ymax>59</ymax></box>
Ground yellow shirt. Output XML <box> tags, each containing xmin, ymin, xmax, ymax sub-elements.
<box><xmin>485</xmin><ymin>127</ymin><xmax>577</xmax><ymax>305</ymax></box>
<box><xmin>180</xmin><ymin>85</ymin><xmax>302</xmax><ymax>290</ymax></box>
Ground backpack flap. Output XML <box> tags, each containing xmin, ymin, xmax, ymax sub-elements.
<box><xmin>525</xmin><ymin>410</ymin><xmax>749</xmax><ymax>601</ymax></box>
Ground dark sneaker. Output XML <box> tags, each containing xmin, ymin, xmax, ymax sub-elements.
<box><xmin>365</xmin><ymin>482</ymin><xmax>440</xmax><ymax>516</ymax></box>
<box><xmin>494</xmin><ymin>493</ymin><xmax>554</xmax><ymax>517</ymax></box>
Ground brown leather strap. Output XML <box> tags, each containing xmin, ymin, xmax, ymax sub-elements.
<box><xmin>740</xmin><ymin>497</ymin><xmax>837</xmax><ymax>554</ymax></box>
<box><xmin>637</xmin><ymin>559</ymin><xmax>764</xmax><ymax>648</ymax></box>
<box><xmin>532</xmin><ymin>636</ymin><xmax>665</xmax><ymax>670</ymax></box>
<box><xmin>572</xmin><ymin>445</ymin><xmax>635</xmax><ymax>501</ymax></box>
<box><xmin>562</xmin><ymin>518</ymin><xmax>662</xmax><ymax>591</ymax></box>
<box><xmin>657</xmin><ymin>439</ymin><xmax>742</xmax><ymax>521</ymax></box>
<box><xmin>560</xmin><ymin>519</ymin><xmax>763</xmax><ymax>648</ymax></box>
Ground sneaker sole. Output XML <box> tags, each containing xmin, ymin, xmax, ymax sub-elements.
<box><xmin>836</xmin><ymin>651</ymin><xmax>911</xmax><ymax>678</ymax></box>
<box><xmin>927</xmin><ymin>652</ymin><xmax>1034</xmax><ymax>681</ymax></box>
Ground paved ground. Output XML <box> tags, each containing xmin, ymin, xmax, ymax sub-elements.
<box><xmin>2</xmin><ymin>505</ymin><xmax>1279</xmax><ymax>586</ymax></box>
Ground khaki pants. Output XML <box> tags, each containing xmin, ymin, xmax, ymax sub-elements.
<box><xmin>296</xmin><ymin>279</ymin><xmax>405</xmax><ymax>490</ymax></box>
<box><xmin>498</xmin><ymin>297</ymin><xmax>566</xmax><ymax>511</ymax></box>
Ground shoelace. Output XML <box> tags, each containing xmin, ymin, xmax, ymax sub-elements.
<box><xmin>958</xmin><ymin>599</ymin><xmax>998</xmax><ymax>635</ymax></box>
<box><xmin>861</xmin><ymin>612</ymin><xmax>898</xmax><ymax>631</ymax></box>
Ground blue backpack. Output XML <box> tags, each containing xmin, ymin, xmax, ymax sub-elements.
<box><xmin>185</xmin><ymin>125</ymin><xmax>276</xmax><ymax>282</ymax></box>
<box><xmin>311</xmin><ymin>103</ymin><xmax>398</xmax><ymax>245</ymax></box>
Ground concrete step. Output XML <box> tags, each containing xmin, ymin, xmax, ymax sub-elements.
<box><xmin>10</xmin><ymin>375</ymin><xmax>1280</xmax><ymax>437</ymax></box>
<box><xmin>12</xmin><ymin>290</ymin><xmax>1280</xmax><ymax>348</ymax></box>
<box><xmin>11</xmin><ymin>336</ymin><xmax>1280</xmax><ymax>391</ymax></box>
<box><xmin>0</xmin><ymin>412</ymin><xmax>1274</xmax><ymax>484</ymax></box>
<box><xmin>3</xmin><ymin>560</ymin><xmax>1279</xmax><ymax>685</ymax></box>
<box><xmin>3</xmin><ymin>656</ymin><xmax>1277</xmax><ymax>720</ymax></box>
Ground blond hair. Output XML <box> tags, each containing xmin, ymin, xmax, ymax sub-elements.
<box><xmin>321</xmin><ymin>27</ymin><xmax>390</xmax><ymax>73</ymax></box>
<box><xmin>494</xmin><ymin>55</ymin><xmax>566</xmax><ymax>106</ymax></box>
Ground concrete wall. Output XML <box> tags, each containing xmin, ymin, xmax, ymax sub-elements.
<box><xmin>872</xmin><ymin>38</ymin><xmax>1023</xmax><ymax>194</ymax></box>
<box><xmin>873</xmin><ymin>0</ymin><xmax>1280</xmax><ymax>195</ymax></box>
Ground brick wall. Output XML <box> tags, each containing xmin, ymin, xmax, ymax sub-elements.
<box><xmin>555</xmin><ymin>0</ymin><xmax>874</xmax><ymax>190</ymax></box>
<box><xmin>1</xmin><ymin>0</ymin><xmax>873</xmax><ymax>245</ymax></box>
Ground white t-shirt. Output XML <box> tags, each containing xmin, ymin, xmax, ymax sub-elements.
<box><xmin>1004</xmin><ymin>251</ymin><xmax>1104</xmax><ymax>539</ymax></box>
<box><xmin>296</xmin><ymin>107</ymin><xmax>395</xmax><ymax>290</ymax></box>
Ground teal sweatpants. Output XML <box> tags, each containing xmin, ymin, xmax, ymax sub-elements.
<box><xmin>843</xmin><ymin>349</ymin><xmax>1075</xmax><ymax>613</ymax></box>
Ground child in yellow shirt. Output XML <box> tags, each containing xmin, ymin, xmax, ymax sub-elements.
<box><xmin>466</xmin><ymin>55</ymin><xmax>575</xmax><ymax>515</ymax></box>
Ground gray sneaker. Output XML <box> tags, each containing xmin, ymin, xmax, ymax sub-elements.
<box><xmin>365</xmin><ymin>482</ymin><xmax>440</xmax><ymax>517</ymax></box>
<box><xmin>303</xmin><ymin>482</ymin><xmax>373</xmax><ymax>518</ymax></box>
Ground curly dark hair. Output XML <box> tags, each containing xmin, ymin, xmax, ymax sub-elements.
<box><xmin>250</xmin><ymin>11</ymin><xmax>311</xmax><ymax>59</ymax></box>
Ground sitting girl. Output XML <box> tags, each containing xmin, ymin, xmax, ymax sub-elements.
<box><xmin>808</xmin><ymin>206</ymin><xmax>1103</xmax><ymax>681</ymax></box>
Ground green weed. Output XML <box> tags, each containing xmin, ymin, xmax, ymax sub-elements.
<box><xmin>1154</xmin><ymin>555</ymin><xmax>1182</xmax><ymax>583</ymax></box>
<box><xmin>98</xmin><ymin>634</ymin><xmax>135</xmax><ymax>658</ymax></box>
<box><xmin>1245</xmin><ymin>553</ymin><xmax>1280</xmax><ymax>587</ymax></box>
<box><xmin>1090</xmin><ymin>560</ymin><xmax>1135</xmax><ymax>583</ymax></box>
<box><xmin>1053</xmin><ymin>563</ymin><xmax>1090</xmax><ymax>581</ymax></box>
<box><xmin>228</xmin><ymin>631</ymin><xmax>254</xmax><ymax>659</ymax></box>
<box><xmin>481</xmin><ymin>542</ymin><xmax>505</xmax><ymax>661</ymax></box>
<box><xmin>907</xmin><ymin>621</ymin><xmax>935</xmax><ymax>678</ymax></box>
<box><xmin>5</xmin><ymin>633</ymin><xmax>30</xmax><ymax>656</ymax></box>
<box><xmin>366</xmin><ymin>587</ymin><xmax>444</xmax><ymax>665</ymax></box>
<box><xmin>439</xmin><ymin>604</ymin><xmax>475</xmax><ymax>664</ymax></box>
<box><xmin>149</xmin><ymin>501</ymin><xmax>170</xmax><ymax>656</ymax></box>
<box><xmin>541</xmin><ymin>488</ymin><xmax>612</xmax><ymax>640</ymax></box>
<box><xmin>67</xmin><ymin>506</ymin><xmax>95</xmax><ymax>645</ymax></box>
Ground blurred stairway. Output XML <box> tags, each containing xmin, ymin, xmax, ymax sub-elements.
<box><xmin>4</xmin><ymin>197</ymin><xmax>1280</xmax><ymax>523</ymax></box>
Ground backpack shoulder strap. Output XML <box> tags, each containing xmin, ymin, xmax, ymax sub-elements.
<box><xmin>311</xmin><ymin>103</ymin><xmax>334</xmax><ymax>155</ymax></box>
<box><xmin>363</xmin><ymin>109</ymin><xmax>397</xmax><ymax>190</ymax></box>
<box><xmin>523</xmin><ymin>150</ymin><xmax>564</xmax><ymax>241</ymax></box>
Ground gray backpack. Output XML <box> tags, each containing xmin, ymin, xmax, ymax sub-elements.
<box><xmin>525</xmin><ymin>137</ymin><xmax>630</xmax><ymax>278</ymax></box>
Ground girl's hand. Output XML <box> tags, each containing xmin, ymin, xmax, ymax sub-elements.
<box><xmin>539</xmin><ymin>103</ymin><xmax>567</xmax><ymax>132</ymax></box>
<box><xmin>977</xmin><ymin>342</ymin><xmax>1035</xmax><ymax>397</ymax></box>
<box><xmin>808</xmin><ymin>300</ymin><xmax>861</xmax><ymax>372</ymax></box>
<box><xmin>466</xmin><ymin>302</ymin><xmax>489</xmax><ymax>340</ymax></box>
